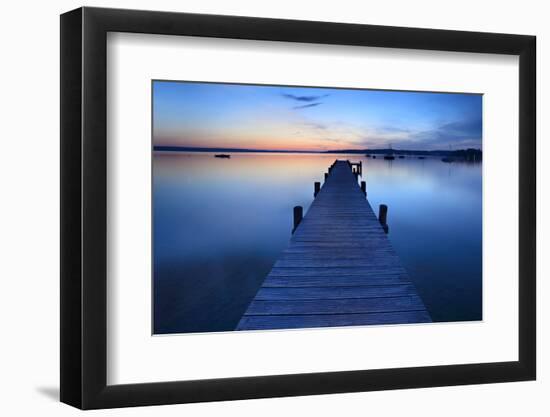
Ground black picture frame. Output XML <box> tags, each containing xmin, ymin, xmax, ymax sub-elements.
<box><xmin>60</xmin><ymin>6</ymin><xmax>536</xmax><ymax>410</ymax></box>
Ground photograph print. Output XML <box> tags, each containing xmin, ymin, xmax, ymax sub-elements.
<box><xmin>153</xmin><ymin>80</ymin><xmax>482</xmax><ymax>335</ymax></box>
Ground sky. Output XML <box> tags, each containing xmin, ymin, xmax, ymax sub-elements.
<box><xmin>153</xmin><ymin>81</ymin><xmax>482</xmax><ymax>152</ymax></box>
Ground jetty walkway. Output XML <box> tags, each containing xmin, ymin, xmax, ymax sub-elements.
<box><xmin>237</xmin><ymin>160</ymin><xmax>431</xmax><ymax>330</ymax></box>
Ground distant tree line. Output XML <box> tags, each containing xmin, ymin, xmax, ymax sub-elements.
<box><xmin>153</xmin><ymin>145</ymin><xmax>482</xmax><ymax>161</ymax></box>
<box><xmin>447</xmin><ymin>148</ymin><xmax>482</xmax><ymax>161</ymax></box>
<box><xmin>324</xmin><ymin>148</ymin><xmax>482</xmax><ymax>161</ymax></box>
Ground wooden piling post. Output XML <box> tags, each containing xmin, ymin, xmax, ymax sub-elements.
<box><xmin>324</xmin><ymin>172</ymin><xmax>328</xmax><ymax>181</ymax></box>
<box><xmin>361</xmin><ymin>181</ymin><xmax>366</xmax><ymax>195</ymax></box>
<box><xmin>378</xmin><ymin>204</ymin><xmax>389</xmax><ymax>233</ymax></box>
<box><xmin>293</xmin><ymin>206</ymin><xmax>303</xmax><ymax>233</ymax></box>
<box><xmin>314</xmin><ymin>181</ymin><xmax>321</xmax><ymax>197</ymax></box>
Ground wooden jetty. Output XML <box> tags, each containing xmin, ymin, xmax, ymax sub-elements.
<box><xmin>236</xmin><ymin>160</ymin><xmax>431</xmax><ymax>331</ymax></box>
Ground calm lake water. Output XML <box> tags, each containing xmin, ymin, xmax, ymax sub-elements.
<box><xmin>153</xmin><ymin>152</ymin><xmax>482</xmax><ymax>334</ymax></box>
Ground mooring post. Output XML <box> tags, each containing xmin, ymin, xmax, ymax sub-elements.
<box><xmin>354</xmin><ymin>171</ymin><xmax>358</xmax><ymax>179</ymax></box>
<box><xmin>378</xmin><ymin>204</ymin><xmax>389</xmax><ymax>233</ymax></box>
<box><xmin>314</xmin><ymin>181</ymin><xmax>321</xmax><ymax>197</ymax></box>
<box><xmin>324</xmin><ymin>172</ymin><xmax>328</xmax><ymax>181</ymax></box>
<box><xmin>293</xmin><ymin>206</ymin><xmax>303</xmax><ymax>233</ymax></box>
<box><xmin>361</xmin><ymin>181</ymin><xmax>366</xmax><ymax>195</ymax></box>
<box><xmin>359</xmin><ymin>161</ymin><xmax>363</xmax><ymax>175</ymax></box>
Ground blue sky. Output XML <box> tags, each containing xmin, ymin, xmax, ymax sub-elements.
<box><xmin>153</xmin><ymin>81</ymin><xmax>482</xmax><ymax>151</ymax></box>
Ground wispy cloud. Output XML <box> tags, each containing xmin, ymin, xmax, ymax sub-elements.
<box><xmin>434</xmin><ymin>119</ymin><xmax>482</xmax><ymax>139</ymax></box>
<box><xmin>282</xmin><ymin>93</ymin><xmax>329</xmax><ymax>110</ymax></box>
<box><xmin>293</xmin><ymin>102</ymin><xmax>324</xmax><ymax>110</ymax></box>
<box><xmin>375</xmin><ymin>126</ymin><xmax>411</xmax><ymax>134</ymax></box>
<box><xmin>410</xmin><ymin>118</ymin><xmax>482</xmax><ymax>145</ymax></box>
<box><xmin>356</xmin><ymin>118</ymin><xmax>482</xmax><ymax>150</ymax></box>
<box><xmin>282</xmin><ymin>93</ymin><xmax>329</xmax><ymax>102</ymax></box>
<box><xmin>301</xmin><ymin>121</ymin><xmax>327</xmax><ymax>130</ymax></box>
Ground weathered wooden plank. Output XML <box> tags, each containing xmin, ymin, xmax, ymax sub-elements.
<box><xmin>274</xmin><ymin>259</ymin><xmax>405</xmax><ymax>268</ymax></box>
<box><xmin>289</xmin><ymin>241</ymin><xmax>393</xmax><ymax>248</ymax></box>
<box><xmin>268</xmin><ymin>267</ymin><xmax>408</xmax><ymax>277</ymax></box>
<box><xmin>277</xmin><ymin>251</ymin><xmax>403</xmax><ymax>260</ymax></box>
<box><xmin>277</xmin><ymin>254</ymin><xmax>402</xmax><ymax>262</ymax></box>
<box><xmin>237</xmin><ymin>160</ymin><xmax>431</xmax><ymax>330</ymax></box>
<box><xmin>255</xmin><ymin>284</ymin><xmax>418</xmax><ymax>300</ymax></box>
<box><xmin>236</xmin><ymin>310</ymin><xmax>432</xmax><ymax>330</ymax></box>
<box><xmin>244</xmin><ymin>296</ymin><xmax>427</xmax><ymax>315</ymax></box>
<box><xmin>263</xmin><ymin>275</ymin><xmax>410</xmax><ymax>287</ymax></box>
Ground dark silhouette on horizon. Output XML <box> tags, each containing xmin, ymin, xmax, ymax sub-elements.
<box><xmin>154</xmin><ymin>145</ymin><xmax>482</xmax><ymax>161</ymax></box>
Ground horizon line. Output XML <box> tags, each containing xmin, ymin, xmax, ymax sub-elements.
<box><xmin>153</xmin><ymin>145</ymin><xmax>483</xmax><ymax>154</ymax></box>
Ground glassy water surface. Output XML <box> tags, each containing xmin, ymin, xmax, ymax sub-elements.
<box><xmin>153</xmin><ymin>152</ymin><xmax>482</xmax><ymax>334</ymax></box>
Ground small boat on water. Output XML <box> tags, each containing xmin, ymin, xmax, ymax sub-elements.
<box><xmin>398</xmin><ymin>155</ymin><xmax>405</xmax><ymax>159</ymax></box>
<box><xmin>365</xmin><ymin>154</ymin><xmax>371</xmax><ymax>157</ymax></box>
<box><xmin>384</xmin><ymin>144</ymin><xmax>395</xmax><ymax>160</ymax></box>
<box><xmin>214</xmin><ymin>154</ymin><xmax>231</xmax><ymax>158</ymax></box>
<box><xmin>418</xmin><ymin>156</ymin><xmax>425</xmax><ymax>160</ymax></box>
<box><xmin>372</xmin><ymin>155</ymin><xmax>377</xmax><ymax>159</ymax></box>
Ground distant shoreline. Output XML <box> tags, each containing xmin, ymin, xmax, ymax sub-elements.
<box><xmin>153</xmin><ymin>145</ymin><xmax>482</xmax><ymax>158</ymax></box>
<box><xmin>154</xmin><ymin>146</ymin><xmax>314</xmax><ymax>154</ymax></box>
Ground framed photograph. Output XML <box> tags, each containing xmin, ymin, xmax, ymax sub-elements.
<box><xmin>60</xmin><ymin>7</ymin><xmax>536</xmax><ymax>409</ymax></box>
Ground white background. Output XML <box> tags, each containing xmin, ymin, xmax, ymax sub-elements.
<box><xmin>0</xmin><ymin>0</ymin><xmax>546</xmax><ymax>416</ymax></box>
<box><xmin>108</xmin><ymin>33</ymin><xmax>519</xmax><ymax>384</ymax></box>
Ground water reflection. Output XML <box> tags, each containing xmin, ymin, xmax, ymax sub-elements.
<box><xmin>153</xmin><ymin>152</ymin><xmax>482</xmax><ymax>334</ymax></box>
